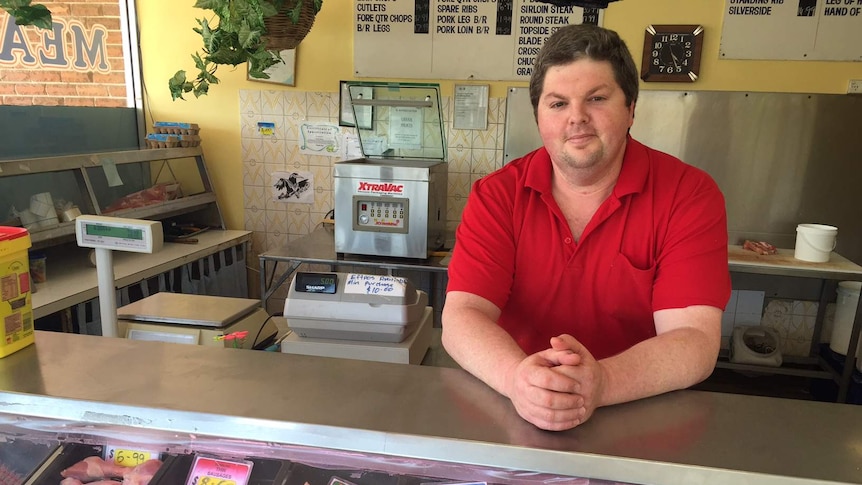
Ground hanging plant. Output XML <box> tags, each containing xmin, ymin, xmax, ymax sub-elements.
<box><xmin>0</xmin><ymin>0</ymin><xmax>52</xmax><ymax>29</ymax></box>
<box><xmin>169</xmin><ymin>0</ymin><xmax>323</xmax><ymax>101</ymax></box>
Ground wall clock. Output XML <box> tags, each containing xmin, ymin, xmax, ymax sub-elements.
<box><xmin>640</xmin><ymin>24</ymin><xmax>704</xmax><ymax>83</ymax></box>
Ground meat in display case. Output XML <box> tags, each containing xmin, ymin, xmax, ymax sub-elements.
<box><xmin>0</xmin><ymin>415</ymin><xmax>625</xmax><ymax>485</ymax></box>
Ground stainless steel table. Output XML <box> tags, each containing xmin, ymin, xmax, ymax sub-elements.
<box><xmin>1</xmin><ymin>330</ymin><xmax>861</xmax><ymax>485</ymax></box>
<box><xmin>726</xmin><ymin>245</ymin><xmax>862</xmax><ymax>402</ymax></box>
<box><xmin>259</xmin><ymin>225</ymin><xmax>448</xmax><ymax>311</ymax></box>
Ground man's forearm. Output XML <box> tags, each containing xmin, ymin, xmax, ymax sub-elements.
<box><xmin>441</xmin><ymin>308</ymin><xmax>526</xmax><ymax>398</ymax></box>
<box><xmin>597</xmin><ymin>326</ymin><xmax>719</xmax><ymax>407</ymax></box>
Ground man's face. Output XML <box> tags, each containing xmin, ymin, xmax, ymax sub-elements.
<box><xmin>536</xmin><ymin>59</ymin><xmax>635</xmax><ymax>173</ymax></box>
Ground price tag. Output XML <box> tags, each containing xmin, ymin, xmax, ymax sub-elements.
<box><xmin>344</xmin><ymin>273</ymin><xmax>407</xmax><ymax>297</ymax></box>
<box><xmin>186</xmin><ymin>456</ymin><xmax>253</xmax><ymax>485</ymax></box>
<box><xmin>104</xmin><ymin>445</ymin><xmax>159</xmax><ymax>467</ymax></box>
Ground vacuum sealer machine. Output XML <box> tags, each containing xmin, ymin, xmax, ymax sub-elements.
<box><xmin>334</xmin><ymin>82</ymin><xmax>448</xmax><ymax>259</ymax></box>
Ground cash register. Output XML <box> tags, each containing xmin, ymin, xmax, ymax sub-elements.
<box><xmin>280</xmin><ymin>272</ymin><xmax>433</xmax><ymax>364</ymax></box>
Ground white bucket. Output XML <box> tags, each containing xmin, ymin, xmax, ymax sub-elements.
<box><xmin>828</xmin><ymin>282</ymin><xmax>862</xmax><ymax>365</ymax></box>
<box><xmin>794</xmin><ymin>223</ymin><xmax>837</xmax><ymax>262</ymax></box>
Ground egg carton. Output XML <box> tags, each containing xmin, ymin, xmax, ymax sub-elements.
<box><xmin>153</xmin><ymin>121</ymin><xmax>200</xmax><ymax>136</ymax></box>
<box><xmin>146</xmin><ymin>133</ymin><xmax>180</xmax><ymax>149</ymax></box>
<box><xmin>179</xmin><ymin>135</ymin><xmax>201</xmax><ymax>147</ymax></box>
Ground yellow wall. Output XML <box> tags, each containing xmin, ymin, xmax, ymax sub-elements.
<box><xmin>138</xmin><ymin>1</ymin><xmax>862</xmax><ymax>230</ymax></box>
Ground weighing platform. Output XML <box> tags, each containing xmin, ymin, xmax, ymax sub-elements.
<box><xmin>117</xmin><ymin>292</ymin><xmax>278</xmax><ymax>349</ymax></box>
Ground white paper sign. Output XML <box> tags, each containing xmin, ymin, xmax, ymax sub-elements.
<box><xmin>340</xmin><ymin>133</ymin><xmax>363</xmax><ymax>160</ymax></box>
<box><xmin>344</xmin><ymin>273</ymin><xmax>408</xmax><ymax>297</ymax></box>
<box><xmin>389</xmin><ymin>106</ymin><xmax>422</xmax><ymax>149</ymax></box>
<box><xmin>454</xmin><ymin>84</ymin><xmax>489</xmax><ymax>130</ymax></box>
<box><xmin>720</xmin><ymin>0</ymin><xmax>862</xmax><ymax>60</ymax></box>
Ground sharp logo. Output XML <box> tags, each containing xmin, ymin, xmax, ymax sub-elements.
<box><xmin>358</xmin><ymin>181</ymin><xmax>404</xmax><ymax>193</ymax></box>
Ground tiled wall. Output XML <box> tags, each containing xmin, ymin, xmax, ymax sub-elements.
<box><xmin>240</xmin><ymin>88</ymin><xmax>506</xmax><ymax>311</ymax></box>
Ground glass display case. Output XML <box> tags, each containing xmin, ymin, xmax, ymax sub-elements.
<box><xmin>0</xmin><ymin>147</ymin><xmax>223</xmax><ymax>250</ymax></box>
<box><xmin>0</xmin><ymin>414</ymin><xmax>623</xmax><ymax>485</ymax></box>
<box><xmin>0</xmin><ymin>331</ymin><xmax>860</xmax><ymax>485</ymax></box>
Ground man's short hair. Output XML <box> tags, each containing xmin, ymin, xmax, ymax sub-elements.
<box><xmin>529</xmin><ymin>24</ymin><xmax>639</xmax><ymax>118</ymax></box>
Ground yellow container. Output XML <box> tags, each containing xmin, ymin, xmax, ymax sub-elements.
<box><xmin>0</xmin><ymin>227</ymin><xmax>34</xmax><ymax>357</ymax></box>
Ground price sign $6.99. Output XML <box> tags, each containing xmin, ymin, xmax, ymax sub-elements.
<box><xmin>105</xmin><ymin>445</ymin><xmax>159</xmax><ymax>468</ymax></box>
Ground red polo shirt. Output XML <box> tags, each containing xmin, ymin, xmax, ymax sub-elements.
<box><xmin>447</xmin><ymin>137</ymin><xmax>731</xmax><ymax>360</ymax></box>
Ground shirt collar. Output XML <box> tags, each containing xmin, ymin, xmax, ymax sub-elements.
<box><xmin>524</xmin><ymin>134</ymin><xmax>648</xmax><ymax>198</ymax></box>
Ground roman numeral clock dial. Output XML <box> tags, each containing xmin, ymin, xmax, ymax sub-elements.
<box><xmin>640</xmin><ymin>24</ymin><xmax>704</xmax><ymax>83</ymax></box>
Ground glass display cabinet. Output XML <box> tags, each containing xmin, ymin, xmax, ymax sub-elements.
<box><xmin>0</xmin><ymin>147</ymin><xmax>223</xmax><ymax>250</ymax></box>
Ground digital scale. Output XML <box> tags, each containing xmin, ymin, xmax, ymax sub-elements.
<box><xmin>75</xmin><ymin>215</ymin><xmax>279</xmax><ymax>348</ymax></box>
<box><xmin>116</xmin><ymin>292</ymin><xmax>278</xmax><ymax>349</ymax></box>
<box><xmin>280</xmin><ymin>272</ymin><xmax>432</xmax><ymax>364</ymax></box>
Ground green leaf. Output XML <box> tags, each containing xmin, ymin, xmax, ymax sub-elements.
<box><xmin>237</xmin><ymin>19</ymin><xmax>261</xmax><ymax>50</ymax></box>
<box><xmin>193</xmin><ymin>80</ymin><xmax>210</xmax><ymax>98</ymax></box>
<box><xmin>170</xmin><ymin>70</ymin><xmax>188</xmax><ymax>86</ymax></box>
<box><xmin>2</xmin><ymin>3</ymin><xmax>53</xmax><ymax>30</ymax></box>
<box><xmin>169</xmin><ymin>70</ymin><xmax>189</xmax><ymax>101</ymax></box>
<box><xmin>260</xmin><ymin>1</ymin><xmax>279</xmax><ymax>18</ymax></box>
<box><xmin>286</xmin><ymin>2</ymin><xmax>301</xmax><ymax>24</ymax></box>
<box><xmin>192</xmin><ymin>52</ymin><xmax>207</xmax><ymax>71</ymax></box>
<box><xmin>193</xmin><ymin>0</ymin><xmax>221</xmax><ymax>9</ymax></box>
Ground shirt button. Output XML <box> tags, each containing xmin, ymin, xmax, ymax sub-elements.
<box><xmin>564</xmin><ymin>237</ymin><xmax>572</xmax><ymax>244</ymax></box>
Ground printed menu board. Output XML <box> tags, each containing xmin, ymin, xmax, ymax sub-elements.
<box><xmin>720</xmin><ymin>0</ymin><xmax>862</xmax><ymax>60</ymax></box>
<box><xmin>354</xmin><ymin>0</ymin><xmax>603</xmax><ymax>80</ymax></box>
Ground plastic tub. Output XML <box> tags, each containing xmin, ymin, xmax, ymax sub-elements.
<box><xmin>794</xmin><ymin>223</ymin><xmax>837</xmax><ymax>262</ymax></box>
<box><xmin>0</xmin><ymin>227</ymin><xmax>34</xmax><ymax>357</ymax></box>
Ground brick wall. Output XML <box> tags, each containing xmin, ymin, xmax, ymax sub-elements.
<box><xmin>0</xmin><ymin>1</ymin><xmax>128</xmax><ymax>107</ymax></box>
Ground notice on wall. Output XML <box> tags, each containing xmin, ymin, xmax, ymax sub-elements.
<box><xmin>354</xmin><ymin>0</ymin><xmax>603</xmax><ymax>80</ymax></box>
<box><xmin>720</xmin><ymin>0</ymin><xmax>862</xmax><ymax>60</ymax></box>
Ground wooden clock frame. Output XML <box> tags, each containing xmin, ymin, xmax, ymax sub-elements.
<box><xmin>640</xmin><ymin>24</ymin><xmax>704</xmax><ymax>83</ymax></box>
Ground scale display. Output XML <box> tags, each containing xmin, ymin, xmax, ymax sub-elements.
<box><xmin>76</xmin><ymin>215</ymin><xmax>163</xmax><ymax>253</ymax></box>
<box><xmin>85</xmin><ymin>224</ymin><xmax>144</xmax><ymax>241</ymax></box>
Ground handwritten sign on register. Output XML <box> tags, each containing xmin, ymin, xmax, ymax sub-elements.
<box><xmin>344</xmin><ymin>273</ymin><xmax>408</xmax><ymax>297</ymax></box>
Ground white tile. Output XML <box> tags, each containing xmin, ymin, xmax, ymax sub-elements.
<box><xmin>792</xmin><ymin>300</ymin><xmax>818</xmax><ymax>317</ymax></box>
<box><xmin>260</xmin><ymin>90</ymin><xmax>285</xmax><ymax>116</ymax></box>
<box><xmin>726</xmin><ymin>290</ymin><xmax>738</xmax><ymax>312</ymax></box>
<box><xmin>239</xmin><ymin>89</ymin><xmax>260</xmax><ymax>115</ymax></box>
<box><xmin>736</xmin><ymin>290</ymin><xmax>765</xmax><ymax>316</ymax></box>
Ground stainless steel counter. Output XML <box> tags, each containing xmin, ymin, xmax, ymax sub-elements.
<box><xmin>1</xmin><ymin>331</ymin><xmax>861</xmax><ymax>485</ymax></box>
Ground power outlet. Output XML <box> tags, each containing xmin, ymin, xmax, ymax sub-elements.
<box><xmin>848</xmin><ymin>79</ymin><xmax>862</xmax><ymax>94</ymax></box>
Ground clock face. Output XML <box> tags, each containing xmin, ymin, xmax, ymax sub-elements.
<box><xmin>640</xmin><ymin>25</ymin><xmax>704</xmax><ymax>83</ymax></box>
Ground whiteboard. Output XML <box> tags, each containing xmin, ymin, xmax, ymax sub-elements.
<box><xmin>719</xmin><ymin>0</ymin><xmax>862</xmax><ymax>60</ymax></box>
<box><xmin>354</xmin><ymin>0</ymin><xmax>604</xmax><ymax>80</ymax></box>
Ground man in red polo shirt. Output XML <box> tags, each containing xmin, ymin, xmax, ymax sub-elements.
<box><xmin>443</xmin><ymin>24</ymin><xmax>731</xmax><ymax>431</ymax></box>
